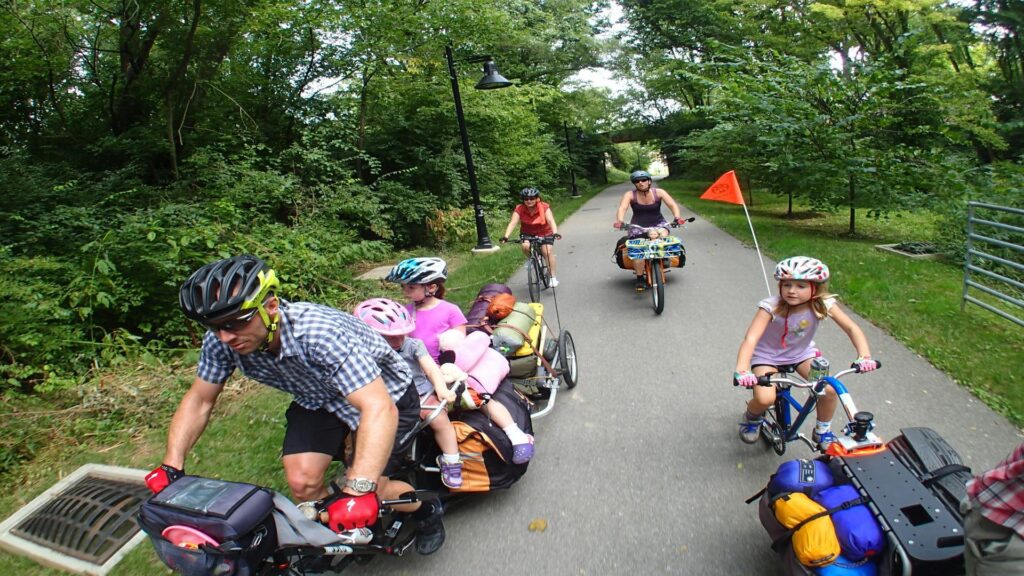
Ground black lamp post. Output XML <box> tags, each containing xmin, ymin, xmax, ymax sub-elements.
<box><xmin>563</xmin><ymin>122</ymin><xmax>581</xmax><ymax>198</ymax></box>
<box><xmin>445</xmin><ymin>46</ymin><xmax>512</xmax><ymax>252</ymax></box>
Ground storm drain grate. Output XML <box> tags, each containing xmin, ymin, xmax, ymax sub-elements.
<box><xmin>0</xmin><ymin>464</ymin><xmax>149</xmax><ymax>575</ymax></box>
<box><xmin>11</xmin><ymin>475</ymin><xmax>150</xmax><ymax>564</ymax></box>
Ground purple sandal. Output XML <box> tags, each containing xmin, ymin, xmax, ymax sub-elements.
<box><xmin>511</xmin><ymin>435</ymin><xmax>535</xmax><ymax>465</ymax></box>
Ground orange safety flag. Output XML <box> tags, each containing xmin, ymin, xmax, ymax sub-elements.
<box><xmin>700</xmin><ymin>170</ymin><xmax>745</xmax><ymax>205</ymax></box>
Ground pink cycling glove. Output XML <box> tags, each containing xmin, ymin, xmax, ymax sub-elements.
<box><xmin>734</xmin><ymin>371</ymin><xmax>758</xmax><ymax>388</ymax></box>
<box><xmin>854</xmin><ymin>357</ymin><xmax>878</xmax><ymax>372</ymax></box>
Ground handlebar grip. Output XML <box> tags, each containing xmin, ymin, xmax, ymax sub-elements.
<box><xmin>849</xmin><ymin>359</ymin><xmax>882</xmax><ymax>372</ymax></box>
<box><xmin>756</xmin><ymin>375</ymin><xmax>773</xmax><ymax>386</ymax></box>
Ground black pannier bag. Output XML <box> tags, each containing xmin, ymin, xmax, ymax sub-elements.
<box><xmin>138</xmin><ymin>476</ymin><xmax>277</xmax><ymax>576</ymax></box>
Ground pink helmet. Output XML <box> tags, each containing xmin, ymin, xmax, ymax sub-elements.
<box><xmin>353</xmin><ymin>298</ymin><xmax>415</xmax><ymax>336</ymax></box>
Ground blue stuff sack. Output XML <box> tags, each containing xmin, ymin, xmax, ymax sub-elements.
<box><xmin>813</xmin><ymin>554</ymin><xmax>879</xmax><ymax>575</ymax></box>
<box><xmin>768</xmin><ymin>459</ymin><xmax>835</xmax><ymax>498</ymax></box>
<box><xmin>814</xmin><ymin>484</ymin><xmax>884</xmax><ymax>561</ymax></box>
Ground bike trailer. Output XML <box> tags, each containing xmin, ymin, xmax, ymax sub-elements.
<box><xmin>138</xmin><ymin>476</ymin><xmax>278</xmax><ymax>576</ymax></box>
<box><xmin>754</xmin><ymin>427</ymin><xmax>971</xmax><ymax>576</ymax></box>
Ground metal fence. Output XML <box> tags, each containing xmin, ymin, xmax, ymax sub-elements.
<box><xmin>961</xmin><ymin>202</ymin><xmax>1024</xmax><ymax>327</ymax></box>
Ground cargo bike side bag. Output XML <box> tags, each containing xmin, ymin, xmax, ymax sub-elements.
<box><xmin>138</xmin><ymin>476</ymin><xmax>278</xmax><ymax>576</ymax></box>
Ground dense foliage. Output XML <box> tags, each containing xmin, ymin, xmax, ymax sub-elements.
<box><xmin>617</xmin><ymin>0</ymin><xmax>1022</xmax><ymax>237</ymax></box>
<box><xmin>0</xmin><ymin>0</ymin><xmax>621</xmax><ymax>393</ymax></box>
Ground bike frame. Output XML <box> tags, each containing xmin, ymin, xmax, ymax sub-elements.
<box><xmin>775</xmin><ymin>376</ymin><xmax>851</xmax><ymax>444</ymax></box>
<box><xmin>759</xmin><ymin>364</ymin><xmax>883</xmax><ymax>455</ymax></box>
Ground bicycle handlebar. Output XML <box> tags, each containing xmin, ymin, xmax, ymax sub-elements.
<box><xmin>616</xmin><ymin>218</ymin><xmax>694</xmax><ymax>232</ymax></box>
<box><xmin>746</xmin><ymin>360</ymin><xmax>883</xmax><ymax>388</ymax></box>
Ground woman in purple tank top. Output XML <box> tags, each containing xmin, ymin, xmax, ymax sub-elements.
<box><xmin>612</xmin><ymin>170</ymin><xmax>688</xmax><ymax>290</ymax></box>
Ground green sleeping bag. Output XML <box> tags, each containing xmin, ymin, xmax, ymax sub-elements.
<box><xmin>491</xmin><ymin>302</ymin><xmax>536</xmax><ymax>355</ymax></box>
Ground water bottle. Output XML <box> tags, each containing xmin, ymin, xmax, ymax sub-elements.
<box><xmin>809</xmin><ymin>356</ymin><xmax>830</xmax><ymax>382</ymax></box>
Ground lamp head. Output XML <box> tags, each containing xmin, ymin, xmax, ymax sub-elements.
<box><xmin>475</xmin><ymin>59</ymin><xmax>513</xmax><ymax>90</ymax></box>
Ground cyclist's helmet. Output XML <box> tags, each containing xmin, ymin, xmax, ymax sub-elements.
<box><xmin>630</xmin><ymin>170</ymin><xmax>652</xmax><ymax>184</ymax></box>
<box><xmin>774</xmin><ymin>256</ymin><xmax>830</xmax><ymax>283</ymax></box>
<box><xmin>179</xmin><ymin>255</ymin><xmax>280</xmax><ymax>324</ymax></box>
<box><xmin>520</xmin><ymin>187</ymin><xmax>540</xmax><ymax>199</ymax></box>
<box><xmin>353</xmin><ymin>298</ymin><xmax>415</xmax><ymax>336</ymax></box>
<box><xmin>385</xmin><ymin>257</ymin><xmax>448</xmax><ymax>285</ymax></box>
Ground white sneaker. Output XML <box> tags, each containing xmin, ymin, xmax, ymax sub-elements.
<box><xmin>549</xmin><ymin>277</ymin><xmax>559</xmax><ymax>287</ymax></box>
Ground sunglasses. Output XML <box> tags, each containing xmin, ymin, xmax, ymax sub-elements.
<box><xmin>205</xmin><ymin>309</ymin><xmax>258</xmax><ymax>333</ymax></box>
<box><xmin>634</xmin><ymin>178</ymin><xmax>651</xmax><ymax>183</ymax></box>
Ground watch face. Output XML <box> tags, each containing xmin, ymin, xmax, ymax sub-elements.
<box><xmin>348</xmin><ymin>478</ymin><xmax>375</xmax><ymax>492</ymax></box>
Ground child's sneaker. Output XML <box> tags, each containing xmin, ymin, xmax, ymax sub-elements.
<box><xmin>436</xmin><ymin>456</ymin><xmax>463</xmax><ymax>489</ymax></box>
<box><xmin>634</xmin><ymin>276</ymin><xmax>646</xmax><ymax>292</ymax></box>
<box><xmin>511</xmin><ymin>435</ymin><xmax>535</xmax><ymax>464</ymax></box>
<box><xmin>812</xmin><ymin>429</ymin><xmax>838</xmax><ymax>450</ymax></box>
<box><xmin>549</xmin><ymin>277</ymin><xmax>559</xmax><ymax>288</ymax></box>
<box><xmin>739</xmin><ymin>413</ymin><xmax>763</xmax><ymax>444</ymax></box>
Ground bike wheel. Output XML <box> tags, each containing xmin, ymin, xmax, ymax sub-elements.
<box><xmin>539</xmin><ymin>254</ymin><xmax>551</xmax><ymax>289</ymax></box>
<box><xmin>761</xmin><ymin>400</ymin><xmax>787</xmax><ymax>455</ymax></box>
<box><xmin>527</xmin><ymin>256</ymin><xmax>541</xmax><ymax>302</ymax></box>
<box><xmin>650</xmin><ymin>259</ymin><xmax>665</xmax><ymax>314</ymax></box>
<box><xmin>558</xmin><ymin>330</ymin><xmax>578</xmax><ymax>389</ymax></box>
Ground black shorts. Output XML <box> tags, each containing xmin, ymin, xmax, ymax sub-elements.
<box><xmin>281</xmin><ymin>384</ymin><xmax>420</xmax><ymax>477</ymax></box>
<box><xmin>752</xmin><ymin>356</ymin><xmax>815</xmax><ymax>374</ymax></box>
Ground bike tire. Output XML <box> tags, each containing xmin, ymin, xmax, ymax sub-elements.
<box><xmin>558</xmin><ymin>330</ymin><xmax>578</xmax><ymax>389</ymax></box>
<box><xmin>527</xmin><ymin>256</ymin><xmax>541</xmax><ymax>302</ymax></box>
<box><xmin>537</xmin><ymin>248</ymin><xmax>551</xmax><ymax>289</ymax></box>
<box><xmin>761</xmin><ymin>399</ymin><xmax>787</xmax><ymax>456</ymax></box>
<box><xmin>650</xmin><ymin>259</ymin><xmax>665</xmax><ymax>314</ymax></box>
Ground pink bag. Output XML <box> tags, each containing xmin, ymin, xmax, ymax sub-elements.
<box><xmin>441</xmin><ymin>331</ymin><xmax>509</xmax><ymax>395</ymax></box>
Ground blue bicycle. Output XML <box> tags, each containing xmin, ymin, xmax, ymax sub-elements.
<box><xmin>742</xmin><ymin>358</ymin><xmax>883</xmax><ymax>456</ymax></box>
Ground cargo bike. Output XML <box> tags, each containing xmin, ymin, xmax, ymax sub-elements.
<box><xmin>745</xmin><ymin>361</ymin><xmax>973</xmax><ymax>576</ymax></box>
<box><xmin>612</xmin><ymin>218</ymin><xmax>694</xmax><ymax>315</ymax></box>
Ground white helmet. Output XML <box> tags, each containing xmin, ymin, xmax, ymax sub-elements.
<box><xmin>774</xmin><ymin>256</ymin><xmax>830</xmax><ymax>283</ymax></box>
<box><xmin>385</xmin><ymin>257</ymin><xmax>448</xmax><ymax>285</ymax></box>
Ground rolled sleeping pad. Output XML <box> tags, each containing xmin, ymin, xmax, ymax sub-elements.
<box><xmin>491</xmin><ymin>302</ymin><xmax>536</xmax><ymax>354</ymax></box>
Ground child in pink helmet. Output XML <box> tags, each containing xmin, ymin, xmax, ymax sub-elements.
<box><xmin>733</xmin><ymin>256</ymin><xmax>877</xmax><ymax>450</ymax></box>
<box><xmin>354</xmin><ymin>298</ymin><xmax>463</xmax><ymax>488</ymax></box>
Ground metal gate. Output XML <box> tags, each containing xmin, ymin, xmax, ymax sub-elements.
<box><xmin>962</xmin><ymin>202</ymin><xmax>1024</xmax><ymax>327</ymax></box>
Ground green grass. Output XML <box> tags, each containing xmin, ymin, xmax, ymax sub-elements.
<box><xmin>662</xmin><ymin>179</ymin><xmax>1024</xmax><ymax>427</ymax></box>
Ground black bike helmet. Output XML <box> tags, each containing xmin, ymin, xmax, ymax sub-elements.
<box><xmin>179</xmin><ymin>255</ymin><xmax>280</xmax><ymax>325</ymax></box>
<box><xmin>630</xmin><ymin>170</ymin><xmax>652</xmax><ymax>184</ymax></box>
<box><xmin>520</xmin><ymin>187</ymin><xmax>540</xmax><ymax>199</ymax></box>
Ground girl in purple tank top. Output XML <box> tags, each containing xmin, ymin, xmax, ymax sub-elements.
<box><xmin>732</xmin><ymin>257</ymin><xmax>878</xmax><ymax>450</ymax></box>
<box><xmin>613</xmin><ymin>171</ymin><xmax>689</xmax><ymax>291</ymax></box>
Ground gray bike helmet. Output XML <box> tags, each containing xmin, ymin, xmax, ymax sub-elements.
<box><xmin>520</xmin><ymin>187</ymin><xmax>540</xmax><ymax>199</ymax></box>
<box><xmin>385</xmin><ymin>257</ymin><xmax>448</xmax><ymax>285</ymax></box>
<box><xmin>179</xmin><ymin>255</ymin><xmax>280</xmax><ymax>324</ymax></box>
<box><xmin>630</xmin><ymin>170</ymin><xmax>652</xmax><ymax>184</ymax></box>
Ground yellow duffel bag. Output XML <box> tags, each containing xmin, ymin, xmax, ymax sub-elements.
<box><xmin>771</xmin><ymin>492</ymin><xmax>840</xmax><ymax>568</ymax></box>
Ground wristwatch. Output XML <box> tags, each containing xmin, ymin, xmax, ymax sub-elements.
<box><xmin>344</xmin><ymin>477</ymin><xmax>377</xmax><ymax>494</ymax></box>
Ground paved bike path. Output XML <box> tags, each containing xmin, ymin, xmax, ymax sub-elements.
<box><xmin>361</xmin><ymin>181</ymin><xmax>1022</xmax><ymax>575</ymax></box>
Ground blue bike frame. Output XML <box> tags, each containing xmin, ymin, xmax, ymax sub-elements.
<box><xmin>777</xmin><ymin>376</ymin><xmax>851</xmax><ymax>443</ymax></box>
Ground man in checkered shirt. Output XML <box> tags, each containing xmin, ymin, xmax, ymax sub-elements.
<box><xmin>963</xmin><ymin>442</ymin><xmax>1024</xmax><ymax>575</ymax></box>
<box><xmin>145</xmin><ymin>255</ymin><xmax>446</xmax><ymax>556</ymax></box>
